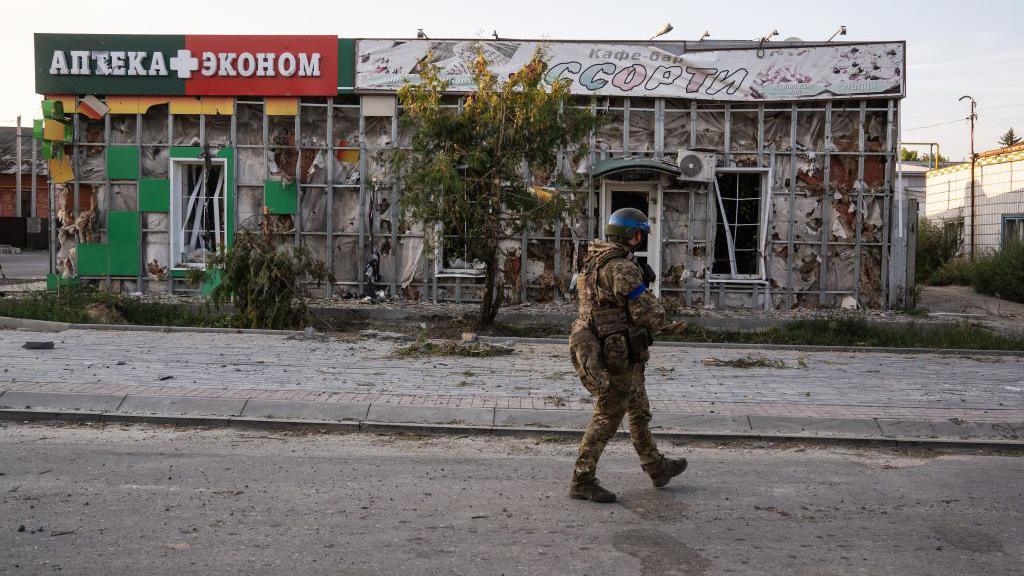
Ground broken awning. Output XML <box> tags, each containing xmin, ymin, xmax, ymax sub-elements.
<box><xmin>590</xmin><ymin>156</ymin><xmax>681</xmax><ymax>178</ymax></box>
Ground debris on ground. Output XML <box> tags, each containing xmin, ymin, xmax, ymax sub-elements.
<box><xmin>22</xmin><ymin>341</ymin><xmax>54</xmax><ymax>350</ymax></box>
<box><xmin>85</xmin><ymin>302</ymin><xmax>127</xmax><ymax>324</ymax></box>
<box><xmin>661</xmin><ymin>320</ymin><xmax>688</xmax><ymax>336</ymax></box>
<box><xmin>391</xmin><ymin>335</ymin><xmax>514</xmax><ymax>358</ymax></box>
<box><xmin>544</xmin><ymin>395</ymin><xmax>566</xmax><ymax>407</ymax></box>
<box><xmin>358</xmin><ymin>330</ymin><xmax>414</xmax><ymax>342</ymax></box>
<box><xmin>288</xmin><ymin>327</ymin><xmax>334</xmax><ymax>342</ymax></box>
<box><xmin>702</xmin><ymin>355</ymin><xmax>790</xmax><ymax>369</ymax></box>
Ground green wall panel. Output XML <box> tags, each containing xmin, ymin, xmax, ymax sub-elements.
<box><xmin>109</xmin><ymin>244</ymin><xmax>141</xmax><ymax>277</ymax></box>
<box><xmin>338</xmin><ymin>38</ymin><xmax>355</xmax><ymax>93</ymax></box>
<box><xmin>139</xmin><ymin>179</ymin><xmax>170</xmax><ymax>212</ymax></box>
<box><xmin>107</xmin><ymin>146</ymin><xmax>140</xmax><ymax>180</ymax></box>
<box><xmin>264</xmin><ymin>180</ymin><xmax>297</xmax><ymax>215</ymax></box>
<box><xmin>107</xmin><ymin>211</ymin><xmax>140</xmax><ymax>245</ymax></box>
<box><xmin>77</xmin><ymin>243</ymin><xmax>108</xmax><ymax>276</ymax></box>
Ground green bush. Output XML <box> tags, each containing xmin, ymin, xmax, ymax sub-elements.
<box><xmin>0</xmin><ymin>285</ymin><xmax>223</xmax><ymax>327</ymax></box>
<box><xmin>916</xmin><ymin>217</ymin><xmax>961</xmax><ymax>284</ymax></box>
<box><xmin>971</xmin><ymin>241</ymin><xmax>1024</xmax><ymax>303</ymax></box>
<box><xmin>663</xmin><ymin>318</ymin><xmax>1024</xmax><ymax>351</ymax></box>
<box><xmin>928</xmin><ymin>258</ymin><xmax>975</xmax><ymax>286</ymax></box>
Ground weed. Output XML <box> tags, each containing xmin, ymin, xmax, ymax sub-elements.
<box><xmin>661</xmin><ymin>318</ymin><xmax>1024</xmax><ymax>351</ymax></box>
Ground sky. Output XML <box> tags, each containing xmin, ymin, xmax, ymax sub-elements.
<box><xmin>1</xmin><ymin>0</ymin><xmax>1021</xmax><ymax>161</ymax></box>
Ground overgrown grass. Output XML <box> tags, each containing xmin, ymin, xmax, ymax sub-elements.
<box><xmin>0</xmin><ymin>286</ymin><xmax>228</xmax><ymax>327</ymax></box>
<box><xmin>927</xmin><ymin>242</ymin><xmax>1024</xmax><ymax>303</ymax></box>
<box><xmin>662</xmin><ymin>318</ymin><xmax>1024</xmax><ymax>351</ymax></box>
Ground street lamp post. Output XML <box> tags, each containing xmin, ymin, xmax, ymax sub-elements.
<box><xmin>959</xmin><ymin>95</ymin><xmax>977</xmax><ymax>260</ymax></box>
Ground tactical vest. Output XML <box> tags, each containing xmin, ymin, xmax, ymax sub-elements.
<box><xmin>577</xmin><ymin>244</ymin><xmax>632</xmax><ymax>338</ymax></box>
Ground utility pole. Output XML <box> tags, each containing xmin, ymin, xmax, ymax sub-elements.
<box><xmin>15</xmin><ymin>116</ymin><xmax>22</xmax><ymax>217</ymax></box>
<box><xmin>959</xmin><ymin>95</ymin><xmax>977</xmax><ymax>260</ymax></box>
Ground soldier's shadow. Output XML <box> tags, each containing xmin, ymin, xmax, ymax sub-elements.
<box><xmin>616</xmin><ymin>483</ymin><xmax>701</xmax><ymax>521</ymax></box>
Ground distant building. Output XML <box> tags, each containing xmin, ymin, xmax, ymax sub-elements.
<box><xmin>896</xmin><ymin>161</ymin><xmax>930</xmax><ymax>215</ymax></box>
<box><xmin>0</xmin><ymin>126</ymin><xmax>47</xmax><ymax>218</ymax></box>
<box><xmin>925</xmin><ymin>144</ymin><xmax>1024</xmax><ymax>254</ymax></box>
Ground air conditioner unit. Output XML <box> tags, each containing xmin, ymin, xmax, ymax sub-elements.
<box><xmin>676</xmin><ymin>150</ymin><xmax>717</xmax><ymax>182</ymax></box>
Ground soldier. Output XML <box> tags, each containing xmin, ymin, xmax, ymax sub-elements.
<box><xmin>568</xmin><ymin>207</ymin><xmax>687</xmax><ymax>503</ymax></box>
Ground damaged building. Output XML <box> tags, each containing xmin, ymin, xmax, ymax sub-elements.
<box><xmin>33</xmin><ymin>33</ymin><xmax>913</xmax><ymax>308</ymax></box>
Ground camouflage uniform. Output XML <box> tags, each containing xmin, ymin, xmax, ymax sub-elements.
<box><xmin>569</xmin><ymin>239</ymin><xmax>666</xmax><ymax>484</ymax></box>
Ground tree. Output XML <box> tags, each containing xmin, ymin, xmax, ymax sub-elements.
<box><xmin>900</xmin><ymin>147</ymin><xmax>948</xmax><ymax>166</ymax></box>
<box><xmin>191</xmin><ymin>222</ymin><xmax>332</xmax><ymax>329</ymax></box>
<box><xmin>396</xmin><ymin>49</ymin><xmax>594</xmax><ymax>327</ymax></box>
<box><xmin>999</xmin><ymin>128</ymin><xmax>1022</xmax><ymax>148</ymax></box>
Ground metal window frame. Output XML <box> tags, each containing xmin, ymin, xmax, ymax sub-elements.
<box><xmin>708</xmin><ymin>166</ymin><xmax>772</xmax><ymax>283</ymax></box>
<box><xmin>1002</xmin><ymin>213</ymin><xmax>1024</xmax><ymax>248</ymax></box>
<box><xmin>168</xmin><ymin>157</ymin><xmax>229</xmax><ymax>271</ymax></box>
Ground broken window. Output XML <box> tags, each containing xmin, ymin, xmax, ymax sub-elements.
<box><xmin>170</xmin><ymin>160</ymin><xmax>226</xmax><ymax>268</ymax></box>
<box><xmin>435</xmin><ymin>223</ymin><xmax>484</xmax><ymax>276</ymax></box>
<box><xmin>711</xmin><ymin>170</ymin><xmax>769</xmax><ymax>279</ymax></box>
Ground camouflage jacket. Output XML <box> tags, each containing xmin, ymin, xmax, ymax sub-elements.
<box><xmin>575</xmin><ymin>240</ymin><xmax>665</xmax><ymax>337</ymax></box>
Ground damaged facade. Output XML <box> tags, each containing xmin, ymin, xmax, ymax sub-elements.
<box><xmin>33</xmin><ymin>34</ymin><xmax>912</xmax><ymax>309</ymax></box>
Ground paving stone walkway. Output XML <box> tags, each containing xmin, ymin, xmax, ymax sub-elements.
<box><xmin>2</xmin><ymin>328</ymin><xmax>1023</xmax><ymax>427</ymax></box>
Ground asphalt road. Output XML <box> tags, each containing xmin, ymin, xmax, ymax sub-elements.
<box><xmin>0</xmin><ymin>251</ymin><xmax>48</xmax><ymax>281</ymax></box>
<box><xmin>1</xmin><ymin>423</ymin><xmax>1022</xmax><ymax>576</ymax></box>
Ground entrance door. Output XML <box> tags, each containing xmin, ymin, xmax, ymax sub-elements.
<box><xmin>600</xmin><ymin>181</ymin><xmax>661</xmax><ymax>296</ymax></box>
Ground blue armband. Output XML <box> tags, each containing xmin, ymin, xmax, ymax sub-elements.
<box><xmin>626</xmin><ymin>283</ymin><xmax>647</xmax><ymax>300</ymax></box>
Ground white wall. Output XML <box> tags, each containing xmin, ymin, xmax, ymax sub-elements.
<box><xmin>925</xmin><ymin>156</ymin><xmax>1024</xmax><ymax>253</ymax></box>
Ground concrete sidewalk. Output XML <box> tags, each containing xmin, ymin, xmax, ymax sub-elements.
<box><xmin>1</xmin><ymin>327</ymin><xmax>1023</xmax><ymax>445</ymax></box>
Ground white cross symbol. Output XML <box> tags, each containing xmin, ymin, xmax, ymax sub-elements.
<box><xmin>169</xmin><ymin>49</ymin><xmax>199</xmax><ymax>79</ymax></box>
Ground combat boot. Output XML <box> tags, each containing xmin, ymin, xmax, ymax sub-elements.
<box><xmin>569</xmin><ymin>478</ymin><xmax>617</xmax><ymax>503</ymax></box>
<box><xmin>644</xmin><ymin>457</ymin><xmax>688</xmax><ymax>488</ymax></box>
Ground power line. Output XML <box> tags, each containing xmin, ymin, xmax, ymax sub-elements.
<box><xmin>903</xmin><ymin>118</ymin><xmax>966</xmax><ymax>131</ymax></box>
<box><xmin>903</xmin><ymin>112</ymin><xmax>1024</xmax><ymax>132</ymax></box>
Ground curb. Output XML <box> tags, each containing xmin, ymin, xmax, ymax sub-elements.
<box><xmin>3</xmin><ymin>314</ymin><xmax>1021</xmax><ymax>356</ymax></box>
<box><xmin>0</xmin><ymin>315</ymin><xmax>300</xmax><ymax>336</ymax></box>
<box><xmin>479</xmin><ymin>335</ymin><xmax>1024</xmax><ymax>357</ymax></box>
<box><xmin>2</xmin><ymin>409</ymin><xmax>1022</xmax><ymax>451</ymax></box>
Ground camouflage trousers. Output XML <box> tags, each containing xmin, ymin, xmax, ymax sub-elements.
<box><xmin>572</xmin><ymin>363</ymin><xmax>662</xmax><ymax>483</ymax></box>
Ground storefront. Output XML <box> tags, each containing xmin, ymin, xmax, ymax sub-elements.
<box><xmin>34</xmin><ymin>33</ymin><xmax>910</xmax><ymax>308</ymax></box>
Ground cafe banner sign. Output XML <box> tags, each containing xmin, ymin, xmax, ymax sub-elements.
<box><xmin>35</xmin><ymin>34</ymin><xmax>342</xmax><ymax>96</ymax></box>
<box><xmin>356</xmin><ymin>39</ymin><xmax>905</xmax><ymax>101</ymax></box>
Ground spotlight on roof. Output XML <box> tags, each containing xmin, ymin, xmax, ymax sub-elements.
<box><xmin>698</xmin><ymin>30</ymin><xmax>711</xmax><ymax>42</ymax></box>
<box><xmin>759</xmin><ymin>29</ymin><xmax>779</xmax><ymax>43</ymax></box>
<box><xmin>827</xmin><ymin>25</ymin><xmax>847</xmax><ymax>42</ymax></box>
<box><xmin>417</xmin><ymin>29</ymin><xmax>428</xmax><ymax>39</ymax></box>
<box><xmin>650</xmin><ymin>23</ymin><xmax>673</xmax><ymax>41</ymax></box>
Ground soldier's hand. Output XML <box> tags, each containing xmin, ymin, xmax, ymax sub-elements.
<box><xmin>640</xmin><ymin>262</ymin><xmax>657</xmax><ymax>286</ymax></box>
